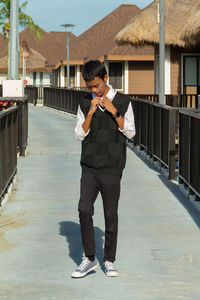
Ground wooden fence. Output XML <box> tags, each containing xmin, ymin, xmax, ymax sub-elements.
<box><xmin>179</xmin><ymin>109</ymin><xmax>200</xmax><ymax>200</ymax></box>
<box><xmin>0</xmin><ymin>96</ymin><xmax>29</xmax><ymax>206</ymax></box>
<box><xmin>0</xmin><ymin>107</ymin><xmax>18</xmax><ymax>204</ymax></box>
<box><xmin>131</xmin><ymin>98</ymin><xmax>178</xmax><ymax>180</ymax></box>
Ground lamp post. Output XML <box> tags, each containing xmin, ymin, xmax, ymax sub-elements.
<box><xmin>60</xmin><ymin>24</ymin><xmax>75</xmax><ymax>88</ymax></box>
<box><xmin>9</xmin><ymin>0</ymin><xmax>19</xmax><ymax>79</ymax></box>
<box><xmin>159</xmin><ymin>0</ymin><xmax>165</xmax><ymax>104</ymax></box>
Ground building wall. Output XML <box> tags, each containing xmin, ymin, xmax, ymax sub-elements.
<box><xmin>0</xmin><ymin>72</ymin><xmax>51</xmax><ymax>86</ymax></box>
<box><xmin>0</xmin><ymin>73</ymin><xmax>7</xmax><ymax>84</ymax></box>
<box><xmin>170</xmin><ymin>46</ymin><xmax>182</xmax><ymax>94</ymax></box>
<box><xmin>28</xmin><ymin>72</ymin><xmax>51</xmax><ymax>86</ymax></box>
<box><xmin>170</xmin><ymin>46</ymin><xmax>200</xmax><ymax>94</ymax></box>
<box><xmin>128</xmin><ymin>61</ymin><xmax>154</xmax><ymax>94</ymax></box>
<box><xmin>80</xmin><ymin>66</ymin><xmax>86</xmax><ymax>87</ymax></box>
<box><xmin>43</xmin><ymin>72</ymin><xmax>51</xmax><ymax>85</ymax></box>
<box><xmin>76</xmin><ymin>65</ymin><xmax>80</xmax><ymax>87</ymax></box>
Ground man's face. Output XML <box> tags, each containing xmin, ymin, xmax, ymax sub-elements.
<box><xmin>86</xmin><ymin>75</ymin><xmax>109</xmax><ymax>97</ymax></box>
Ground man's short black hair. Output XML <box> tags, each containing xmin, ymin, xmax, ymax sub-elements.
<box><xmin>82</xmin><ymin>60</ymin><xmax>107</xmax><ymax>82</ymax></box>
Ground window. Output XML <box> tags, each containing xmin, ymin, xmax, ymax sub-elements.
<box><xmin>33</xmin><ymin>72</ymin><xmax>36</xmax><ymax>86</ymax></box>
<box><xmin>64</xmin><ymin>66</ymin><xmax>75</xmax><ymax>87</ymax></box>
<box><xmin>109</xmin><ymin>62</ymin><xmax>123</xmax><ymax>89</ymax></box>
<box><xmin>183</xmin><ymin>55</ymin><xmax>200</xmax><ymax>94</ymax></box>
<box><xmin>184</xmin><ymin>57</ymin><xmax>197</xmax><ymax>86</ymax></box>
<box><xmin>39</xmin><ymin>72</ymin><xmax>43</xmax><ymax>86</ymax></box>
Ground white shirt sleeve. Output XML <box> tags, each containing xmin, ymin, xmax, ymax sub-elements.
<box><xmin>118</xmin><ymin>102</ymin><xmax>136</xmax><ymax>139</ymax></box>
<box><xmin>74</xmin><ymin>105</ymin><xmax>90</xmax><ymax>141</ymax></box>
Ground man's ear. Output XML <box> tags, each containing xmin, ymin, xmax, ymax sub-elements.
<box><xmin>104</xmin><ymin>74</ymin><xmax>108</xmax><ymax>82</ymax></box>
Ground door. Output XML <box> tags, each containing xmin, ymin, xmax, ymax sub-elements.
<box><xmin>183</xmin><ymin>56</ymin><xmax>200</xmax><ymax>94</ymax></box>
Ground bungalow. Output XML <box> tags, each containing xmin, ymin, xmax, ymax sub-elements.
<box><xmin>0</xmin><ymin>4</ymin><xmax>154</xmax><ymax>95</ymax></box>
<box><xmin>54</xmin><ymin>4</ymin><xmax>155</xmax><ymax>94</ymax></box>
<box><xmin>115</xmin><ymin>0</ymin><xmax>200</xmax><ymax>103</ymax></box>
<box><xmin>0</xmin><ymin>29</ymin><xmax>75</xmax><ymax>86</ymax></box>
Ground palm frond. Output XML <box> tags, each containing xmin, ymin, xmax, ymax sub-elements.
<box><xmin>19</xmin><ymin>12</ymin><xmax>33</xmax><ymax>26</ymax></box>
<box><xmin>0</xmin><ymin>0</ymin><xmax>10</xmax><ymax>11</ymax></box>
<box><xmin>19</xmin><ymin>1</ymin><xmax>28</xmax><ymax>11</ymax></box>
<box><xmin>28</xmin><ymin>22</ymin><xmax>43</xmax><ymax>40</ymax></box>
<box><xmin>0</xmin><ymin>0</ymin><xmax>42</xmax><ymax>40</ymax></box>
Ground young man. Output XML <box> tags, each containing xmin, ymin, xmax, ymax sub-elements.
<box><xmin>72</xmin><ymin>60</ymin><xmax>135</xmax><ymax>278</ymax></box>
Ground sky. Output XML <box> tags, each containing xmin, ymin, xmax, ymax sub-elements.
<box><xmin>19</xmin><ymin>0</ymin><xmax>153</xmax><ymax>36</ymax></box>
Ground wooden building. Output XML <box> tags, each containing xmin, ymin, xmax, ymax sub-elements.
<box><xmin>54</xmin><ymin>4</ymin><xmax>155</xmax><ymax>94</ymax></box>
<box><xmin>0</xmin><ymin>4</ymin><xmax>155</xmax><ymax>94</ymax></box>
<box><xmin>116</xmin><ymin>0</ymin><xmax>200</xmax><ymax>97</ymax></box>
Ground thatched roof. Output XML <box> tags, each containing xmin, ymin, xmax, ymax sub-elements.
<box><xmin>0</xmin><ymin>47</ymin><xmax>48</xmax><ymax>72</ymax></box>
<box><xmin>0</xmin><ymin>28</ymin><xmax>77</xmax><ymax>71</ymax></box>
<box><xmin>115</xmin><ymin>0</ymin><xmax>199</xmax><ymax>48</ymax></box>
<box><xmin>180</xmin><ymin>2</ymin><xmax>200</xmax><ymax>47</ymax></box>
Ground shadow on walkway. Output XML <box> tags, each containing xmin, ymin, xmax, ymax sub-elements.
<box><xmin>158</xmin><ymin>175</ymin><xmax>200</xmax><ymax>229</ymax></box>
<box><xmin>130</xmin><ymin>146</ymin><xmax>200</xmax><ymax>229</ymax></box>
<box><xmin>59</xmin><ymin>221</ymin><xmax>104</xmax><ymax>266</ymax></box>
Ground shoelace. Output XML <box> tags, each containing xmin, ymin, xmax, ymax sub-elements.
<box><xmin>78</xmin><ymin>258</ymin><xmax>90</xmax><ymax>270</ymax></box>
<box><xmin>105</xmin><ymin>261</ymin><xmax>115</xmax><ymax>271</ymax></box>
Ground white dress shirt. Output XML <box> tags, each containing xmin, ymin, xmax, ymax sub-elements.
<box><xmin>75</xmin><ymin>84</ymin><xmax>136</xmax><ymax>141</ymax></box>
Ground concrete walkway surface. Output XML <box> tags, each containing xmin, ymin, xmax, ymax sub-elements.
<box><xmin>1</xmin><ymin>104</ymin><xmax>200</xmax><ymax>300</ymax></box>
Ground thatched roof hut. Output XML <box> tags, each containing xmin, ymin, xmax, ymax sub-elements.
<box><xmin>0</xmin><ymin>48</ymin><xmax>48</xmax><ymax>72</ymax></box>
<box><xmin>115</xmin><ymin>0</ymin><xmax>199</xmax><ymax>48</ymax></box>
<box><xmin>180</xmin><ymin>2</ymin><xmax>200</xmax><ymax>47</ymax></box>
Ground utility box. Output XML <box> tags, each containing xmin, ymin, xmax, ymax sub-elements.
<box><xmin>3</xmin><ymin>79</ymin><xmax>24</xmax><ymax>97</ymax></box>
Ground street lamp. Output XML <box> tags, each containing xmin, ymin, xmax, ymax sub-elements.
<box><xmin>9</xmin><ymin>0</ymin><xmax>19</xmax><ymax>79</ymax></box>
<box><xmin>60</xmin><ymin>24</ymin><xmax>75</xmax><ymax>88</ymax></box>
<box><xmin>158</xmin><ymin>0</ymin><xmax>165</xmax><ymax>104</ymax></box>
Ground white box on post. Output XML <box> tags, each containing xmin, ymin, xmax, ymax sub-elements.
<box><xmin>3</xmin><ymin>79</ymin><xmax>24</xmax><ymax>97</ymax></box>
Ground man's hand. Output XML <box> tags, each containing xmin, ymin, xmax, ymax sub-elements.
<box><xmin>101</xmin><ymin>96</ymin><xmax>124</xmax><ymax>131</ymax></box>
<box><xmin>82</xmin><ymin>97</ymin><xmax>100</xmax><ymax>134</ymax></box>
<box><xmin>88</xmin><ymin>97</ymin><xmax>100</xmax><ymax>115</ymax></box>
<box><xmin>100</xmin><ymin>96</ymin><xmax>117</xmax><ymax>115</ymax></box>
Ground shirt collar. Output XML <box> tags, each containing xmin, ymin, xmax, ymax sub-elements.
<box><xmin>92</xmin><ymin>84</ymin><xmax>117</xmax><ymax>101</ymax></box>
<box><xmin>106</xmin><ymin>84</ymin><xmax>117</xmax><ymax>101</ymax></box>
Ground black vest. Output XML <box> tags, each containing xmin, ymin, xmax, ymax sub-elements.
<box><xmin>79</xmin><ymin>92</ymin><xmax>130</xmax><ymax>175</ymax></box>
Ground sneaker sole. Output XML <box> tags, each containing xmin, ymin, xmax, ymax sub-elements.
<box><xmin>105</xmin><ymin>271</ymin><xmax>119</xmax><ymax>277</ymax></box>
<box><xmin>71</xmin><ymin>263</ymin><xmax>99</xmax><ymax>278</ymax></box>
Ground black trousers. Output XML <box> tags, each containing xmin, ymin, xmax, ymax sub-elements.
<box><xmin>78</xmin><ymin>171</ymin><xmax>121</xmax><ymax>262</ymax></box>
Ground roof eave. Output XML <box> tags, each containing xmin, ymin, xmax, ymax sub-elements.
<box><xmin>104</xmin><ymin>54</ymin><xmax>154</xmax><ymax>61</ymax></box>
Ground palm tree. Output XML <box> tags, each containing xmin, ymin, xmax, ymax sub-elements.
<box><xmin>0</xmin><ymin>0</ymin><xmax>42</xmax><ymax>77</ymax></box>
<box><xmin>0</xmin><ymin>0</ymin><xmax>42</xmax><ymax>39</ymax></box>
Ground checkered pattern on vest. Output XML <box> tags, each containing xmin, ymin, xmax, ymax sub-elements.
<box><xmin>80</xmin><ymin>92</ymin><xmax>130</xmax><ymax>175</ymax></box>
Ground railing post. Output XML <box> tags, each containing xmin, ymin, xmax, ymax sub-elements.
<box><xmin>34</xmin><ymin>86</ymin><xmax>38</xmax><ymax>106</ymax></box>
<box><xmin>168</xmin><ymin>109</ymin><xmax>176</xmax><ymax>179</ymax></box>
<box><xmin>17</xmin><ymin>97</ymin><xmax>28</xmax><ymax>156</ymax></box>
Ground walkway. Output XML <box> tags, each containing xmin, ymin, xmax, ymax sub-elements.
<box><xmin>1</xmin><ymin>105</ymin><xmax>200</xmax><ymax>300</ymax></box>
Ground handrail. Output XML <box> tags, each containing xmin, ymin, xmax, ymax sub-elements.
<box><xmin>0</xmin><ymin>106</ymin><xmax>18</xmax><ymax>202</ymax></box>
<box><xmin>0</xmin><ymin>96</ymin><xmax>29</xmax><ymax>156</ymax></box>
<box><xmin>25</xmin><ymin>86</ymin><xmax>38</xmax><ymax>105</ymax></box>
<box><xmin>43</xmin><ymin>87</ymin><xmax>91</xmax><ymax>115</ymax></box>
<box><xmin>179</xmin><ymin>109</ymin><xmax>200</xmax><ymax>200</ymax></box>
<box><xmin>131</xmin><ymin>98</ymin><xmax>179</xmax><ymax>179</ymax></box>
<box><xmin>129</xmin><ymin>94</ymin><xmax>199</xmax><ymax>108</ymax></box>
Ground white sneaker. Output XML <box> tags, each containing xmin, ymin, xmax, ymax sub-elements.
<box><xmin>71</xmin><ymin>257</ymin><xmax>99</xmax><ymax>278</ymax></box>
<box><xmin>104</xmin><ymin>261</ymin><xmax>119</xmax><ymax>277</ymax></box>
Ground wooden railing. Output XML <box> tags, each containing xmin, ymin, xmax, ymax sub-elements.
<box><xmin>179</xmin><ymin>109</ymin><xmax>200</xmax><ymax>200</ymax></box>
<box><xmin>43</xmin><ymin>87</ymin><xmax>91</xmax><ymax>114</ymax></box>
<box><xmin>129</xmin><ymin>94</ymin><xmax>159</xmax><ymax>103</ymax></box>
<box><xmin>0</xmin><ymin>96</ymin><xmax>29</xmax><ymax>207</ymax></box>
<box><xmin>129</xmin><ymin>94</ymin><xmax>199</xmax><ymax>108</ymax></box>
<box><xmin>25</xmin><ymin>86</ymin><xmax>38</xmax><ymax>105</ymax></box>
<box><xmin>130</xmin><ymin>98</ymin><xmax>178</xmax><ymax>179</ymax></box>
<box><xmin>0</xmin><ymin>107</ymin><xmax>18</xmax><ymax>203</ymax></box>
<box><xmin>0</xmin><ymin>97</ymin><xmax>28</xmax><ymax>156</ymax></box>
